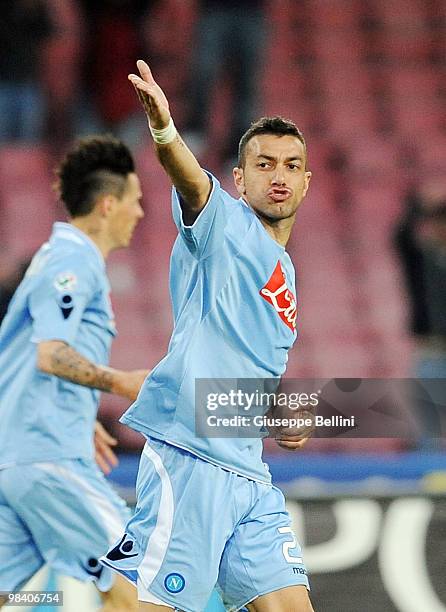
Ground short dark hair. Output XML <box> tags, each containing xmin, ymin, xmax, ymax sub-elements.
<box><xmin>55</xmin><ymin>135</ymin><xmax>135</xmax><ymax>218</ymax></box>
<box><xmin>238</xmin><ymin>116</ymin><xmax>307</xmax><ymax>167</ymax></box>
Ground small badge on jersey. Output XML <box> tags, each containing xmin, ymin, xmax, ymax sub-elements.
<box><xmin>54</xmin><ymin>271</ymin><xmax>77</xmax><ymax>292</ymax></box>
<box><xmin>260</xmin><ymin>260</ymin><xmax>297</xmax><ymax>332</ymax></box>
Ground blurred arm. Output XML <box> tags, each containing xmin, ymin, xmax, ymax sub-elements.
<box><xmin>37</xmin><ymin>340</ymin><xmax>148</xmax><ymax>401</ymax></box>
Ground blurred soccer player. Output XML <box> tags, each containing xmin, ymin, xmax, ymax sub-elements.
<box><xmin>102</xmin><ymin>61</ymin><xmax>314</xmax><ymax>612</ymax></box>
<box><xmin>0</xmin><ymin>135</ymin><xmax>148</xmax><ymax>611</ymax></box>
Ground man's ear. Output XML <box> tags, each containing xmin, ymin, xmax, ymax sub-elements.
<box><xmin>233</xmin><ymin>166</ymin><xmax>246</xmax><ymax>196</ymax></box>
<box><xmin>303</xmin><ymin>171</ymin><xmax>312</xmax><ymax>198</ymax></box>
<box><xmin>98</xmin><ymin>195</ymin><xmax>115</xmax><ymax>217</ymax></box>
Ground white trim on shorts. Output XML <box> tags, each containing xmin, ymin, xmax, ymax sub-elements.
<box><xmin>137</xmin><ymin>441</ymin><xmax>175</xmax><ymax>590</ymax></box>
<box><xmin>137</xmin><ymin>576</ymin><xmax>174</xmax><ymax>608</ymax></box>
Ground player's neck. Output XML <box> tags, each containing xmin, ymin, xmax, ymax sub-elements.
<box><xmin>258</xmin><ymin>216</ymin><xmax>294</xmax><ymax>247</ymax></box>
<box><xmin>70</xmin><ymin>218</ymin><xmax>112</xmax><ymax>260</ymax></box>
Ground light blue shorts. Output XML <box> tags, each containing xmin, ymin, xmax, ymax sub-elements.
<box><xmin>0</xmin><ymin>459</ymin><xmax>131</xmax><ymax>592</ymax></box>
<box><xmin>101</xmin><ymin>438</ymin><xmax>309</xmax><ymax>612</ymax></box>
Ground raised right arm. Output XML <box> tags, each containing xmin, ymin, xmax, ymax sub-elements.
<box><xmin>129</xmin><ymin>60</ymin><xmax>211</xmax><ymax>225</ymax></box>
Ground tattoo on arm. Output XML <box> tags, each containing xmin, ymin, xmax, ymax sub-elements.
<box><xmin>50</xmin><ymin>344</ymin><xmax>114</xmax><ymax>392</ymax></box>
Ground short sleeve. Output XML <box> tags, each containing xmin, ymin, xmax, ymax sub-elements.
<box><xmin>171</xmin><ymin>171</ymin><xmax>238</xmax><ymax>260</ymax></box>
<box><xmin>29</xmin><ymin>257</ymin><xmax>96</xmax><ymax>345</ymax></box>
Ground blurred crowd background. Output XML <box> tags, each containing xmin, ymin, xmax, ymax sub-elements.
<box><xmin>0</xmin><ymin>0</ymin><xmax>445</xmax><ymax>454</ymax></box>
<box><xmin>1</xmin><ymin>3</ymin><xmax>446</xmax><ymax>609</ymax></box>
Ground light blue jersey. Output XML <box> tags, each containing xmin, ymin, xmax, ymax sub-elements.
<box><xmin>121</xmin><ymin>174</ymin><xmax>298</xmax><ymax>483</ymax></box>
<box><xmin>0</xmin><ymin>223</ymin><xmax>116</xmax><ymax>467</ymax></box>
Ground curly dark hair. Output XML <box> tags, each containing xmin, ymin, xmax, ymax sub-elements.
<box><xmin>55</xmin><ymin>135</ymin><xmax>135</xmax><ymax>218</ymax></box>
<box><xmin>238</xmin><ymin>116</ymin><xmax>307</xmax><ymax>168</ymax></box>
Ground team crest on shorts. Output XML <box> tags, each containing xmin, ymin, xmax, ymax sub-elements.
<box><xmin>164</xmin><ymin>573</ymin><xmax>185</xmax><ymax>593</ymax></box>
<box><xmin>260</xmin><ymin>260</ymin><xmax>297</xmax><ymax>332</ymax></box>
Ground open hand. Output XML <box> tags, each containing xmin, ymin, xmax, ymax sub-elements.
<box><xmin>94</xmin><ymin>421</ymin><xmax>118</xmax><ymax>474</ymax></box>
<box><xmin>128</xmin><ymin>59</ymin><xmax>170</xmax><ymax>129</ymax></box>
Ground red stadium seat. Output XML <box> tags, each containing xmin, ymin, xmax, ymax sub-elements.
<box><xmin>418</xmin><ymin>137</ymin><xmax>446</xmax><ymax>176</ymax></box>
<box><xmin>388</xmin><ymin>67</ymin><xmax>442</xmax><ymax>100</ymax></box>
<box><xmin>312</xmin><ymin>30</ymin><xmax>365</xmax><ymax>65</ymax></box>
<box><xmin>379</xmin><ymin>33</ymin><xmax>437</xmax><ymax>64</ymax></box>
<box><xmin>393</xmin><ymin>99</ymin><xmax>443</xmax><ymax>136</ymax></box>
<box><xmin>320</xmin><ymin>66</ymin><xmax>372</xmax><ymax>99</ymax></box>
<box><xmin>345</xmin><ymin>136</ymin><xmax>401</xmax><ymax>183</ymax></box>
<box><xmin>348</xmin><ymin>185</ymin><xmax>403</xmax><ymax>248</ymax></box>
<box><xmin>0</xmin><ymin>147</ymin><xmax>54</xmax><ymax>259</ymax></box>
<box><xmin>308</xmin><ymin>0</ymin><xmax>363</xmax><ymax>29</ymax></box>
<box><xmin>373</xmin><ymin>0</ymin><xmax>425</xmax><ymax>28</ymax></box>
<box><xmin>324</xmin><ymin>99</ymin><xmax>378</xmax><ymax>138</ymax></box>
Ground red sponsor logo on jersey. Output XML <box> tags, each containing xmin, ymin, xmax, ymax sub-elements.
<box><xmin>260</xmin><ymin>261</ymin><xmax>297</xmax><ymax>332</ymax></box>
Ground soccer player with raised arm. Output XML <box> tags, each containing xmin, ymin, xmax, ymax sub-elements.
<box><xmin>0</xmin><ymin>136</ymin><xmax>148</xmax><ymax>611</ymax></box>
<box><xmin>102</xmin><ymin>61</ymin><xmax>314</xmax><ymax>612</ymax></box>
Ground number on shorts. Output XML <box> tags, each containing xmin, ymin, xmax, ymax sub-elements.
<box><xmin>278</xmin><ymin>526</ymin><xmax>303</xmax><ymax>564</ymax></box>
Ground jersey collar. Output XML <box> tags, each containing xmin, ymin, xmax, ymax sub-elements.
<box><xmin>52</xmin><ymin>222</ymin><xmax>106</xmax><ymax>269</ymax></box>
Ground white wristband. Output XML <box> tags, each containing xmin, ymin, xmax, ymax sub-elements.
<box><xmin>149</xmin><ymin>118</ymin><xmax>177</xmax><ymax>144</ymax></box>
